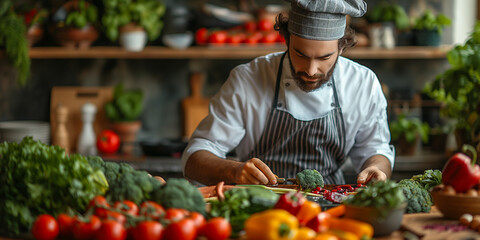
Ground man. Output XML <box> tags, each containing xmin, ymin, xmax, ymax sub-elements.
<box><xmin>181</xmin><ymin>0</ymin><xmax>395</xmax><ymax>186</ymax></box>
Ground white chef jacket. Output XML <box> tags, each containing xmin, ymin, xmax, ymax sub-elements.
<box><xmin>181</xmin><ymin>52</ymin><xmax>395</xmax><ymax>174</ymax></box>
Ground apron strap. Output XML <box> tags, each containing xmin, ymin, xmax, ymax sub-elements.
<box><xmin>271</xmin><ymin>51</ymin><xmax>288</xmax><ymax>112</ymax></box>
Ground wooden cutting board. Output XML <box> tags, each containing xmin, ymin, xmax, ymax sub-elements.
<box><xmin>50</xmin><ymin>86</ymin><xmax>113</xmax><ymax>153</ymax></box>
<box><xmin>182</xmin><ymin>72</ymin><xmax>210</xmax><ymax>139</ymax></box>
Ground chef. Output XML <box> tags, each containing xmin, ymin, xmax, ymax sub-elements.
<box><xmin>181</xmin><ymin>0</ymin><xmax>395</xmax><ymax>186</ymax></box>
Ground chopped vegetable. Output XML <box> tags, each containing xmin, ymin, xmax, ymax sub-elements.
<box><xmin>295</xmin><ymin>169</ymin><xmax>324</xmax><ymax>191</ymax></box>
<box><xmin>0</xmin><ymin>137</ymin><xmax>108</xmax><ymax>236</ymax></box>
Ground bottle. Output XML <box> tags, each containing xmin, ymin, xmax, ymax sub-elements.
<box><xmin>77</xmin><ymin>102</ymin><xmax>97</xmax><ymax>156</ymax></box>
<box><xmin>53</xmin><ymin>104</ymin><xmax>70</xmax><ymax>154</ymax></box>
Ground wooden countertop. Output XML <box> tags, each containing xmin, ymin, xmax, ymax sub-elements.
<box><xmin>377</xmin><ymin>207</ymin><xmax>480</xmax><ymax>240</ymax></box>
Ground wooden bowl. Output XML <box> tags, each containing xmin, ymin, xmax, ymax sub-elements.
<box><xmin>431</xmin><ymin>190</ymin><xmax>480</xmax><ymax>219</ymax></box>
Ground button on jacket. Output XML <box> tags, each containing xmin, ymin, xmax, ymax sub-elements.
<box><xmin>181</xmin><ymin>51</ymin><xmax>395</xmax><ymax>175</ymax></box>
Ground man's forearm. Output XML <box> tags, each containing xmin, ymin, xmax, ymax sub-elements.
<box><xmin>184</xmin><ymin>150</ymin><xmax>242</xmax><ymax>185</ymax></box>
<box><xmin>361</xmin><ymin>155</ymin><xmax>392</xmax><ymax>178</ymax></box>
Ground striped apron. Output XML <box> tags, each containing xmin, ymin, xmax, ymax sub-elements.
<box><xmin>247</xmin><ymin>52</ymin><xmax>347</xmax><ymax>184</ymax></box>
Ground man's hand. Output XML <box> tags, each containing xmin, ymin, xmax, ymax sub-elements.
<box><xmin>357</xmin><ymin>155</ymin><xmax>392</xmax><ymax>184</ymax></box>
<box><xmin>234</xmin><ymin>158</ymin><xmax>277</xmax><ymax>185</ymax></box>
<box><xmin>357</xmin><ymin>166</ymin><xmax>387</xmax><ymax>184</ymax></box>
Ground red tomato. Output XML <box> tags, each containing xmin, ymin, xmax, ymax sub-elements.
<box><xmin>199</xmin><ymin>217</ymin><xmax>231</xmax><ymax>240</ymax></box>
<box><xmin>72</xmin><ymin>215</ymin><xmax>102</xmax><ymax>240</ymax></box>
<box><xmin>96</xmin><ymin>130</ymin><xmax>120</xmax><ymax>154</ymax></box>
<box><xmin>163</xmin><ymin>218</ymin><xmax>196</xmax><ymax>240</ymax></box>
<box><xmin>226</xmin><ymin>32</ymin><xmax>246</xmax><ymax>45</ymax></box>
<box><xmin>88</xmin><ymin>195</ymin><xmax>111</xmax><ymax>218</ymax></box>
<box><xmin>96</xmin><ymin>220</ymin><xmax>127</xmax><ymax>240</ymax></box>
<box><xmin>244</xmin><ymin>21</ymin><xmax>257</xmax><ymax>32</ymax></box>
<box><xmin>258</xmin><ymin>18</ymin><xmax>274</xmax><ymax>31</ymax></box>
<box><xmin>187</xmin><ymin>212</ymin><xmax>206</xmax><ymax>229</ymax></box>
<box><xmin>101</xmin><ymin>210</ymin><xmax>127</xmax><ymax>225</ymax></box>
<box><xmin>208</xmin><ymin>31</ymin><xmax>228</xmax><ymax>45</ymax></box>
<box><xmin>132</xmin><ymin>221</ymin><xmax>164</xmax><ymax>240</ymax></box>
<box><xmin>139</xmin><ymin>201</ymin><xmax>165</xmax><ymax>220</ymax></box>
<box><xmin>195</xmin><ymin>28</ymin><xmax>209</xmax><ymax>45</ymax></box>
<box><xmin>114</xmin><ymin>200</ymin><xmax>139</xmax><ymax>216</ymax></box>
<box><xmin>57</xmin><ymin>213</ymin><xmax>75</xmax><ymax>237</ymax></box>
<box><xmin>243</xmin><ymin>31</ymin><xmax>263</xmax><ymax>45</ymax></box>
<box><xmin>32</xmin><ymin>214</ymin><xmax>59</xmax><ymax>240</ymax></box>
<box><xmin>164</xmin><ymin>208</ymin><xmax>189</xmax><ymax>222</ymax></box>
<box><xmin>260</xmin><ymin>31</ymin><xmax>278</xmax><ymax>44</ymax></box>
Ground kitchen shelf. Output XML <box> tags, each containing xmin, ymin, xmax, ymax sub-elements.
<box><xmin>24</xmin><ymin>45</ymin><xmax>451</xmax><ymax>59</ymax></box>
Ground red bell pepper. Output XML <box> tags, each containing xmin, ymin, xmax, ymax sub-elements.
<box><xmin>273</xmin><ymin>191</ymin><xmax>306</xmax><ymax>215</ymax></box>
<box><xmin>306</xmin><ymin>212</ymin><xmax>331</xmax><ymax>233</ymax></box>
<box><xmin>442</xmin><ymin>144</ymin><xmax>480</xmax><ymax>193</ymax></box>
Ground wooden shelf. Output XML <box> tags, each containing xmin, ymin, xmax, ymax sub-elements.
<box><xmin>25</xmin><ymin>45</ymin><xmax>451</xmax><ymax>60</ymax></box>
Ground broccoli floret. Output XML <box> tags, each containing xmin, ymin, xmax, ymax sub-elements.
<box><xmin>152</xmin><ymin>178</ymin><xmax>206</xmax><ymax>215</ymax></box>
<box><xmin>296</xmin><ymin>169</ymin><xmax>324</xmax><ymax>190</ymax></box>
<box><xmin>398</xmin><ymin>179</ymin><xmax>432</xmax><ymax>213</ymax></box>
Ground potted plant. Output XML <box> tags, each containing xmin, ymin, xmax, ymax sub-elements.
<box><xmin>423</xmin><ymin>22</ymin><xmax>480</xmax><ymax>150</ymax></box>
<box><xmin>16</xmin><ymin>4</ymin><xmax>48</xmax><ymax>47</ymax></box>
<box><xmin>0</xmin><ymin>0</ymin><xmax>30</xmax><ymax>86</ymax></box>
<box><xmin>104</xmin><ymin>83</ymin><xmax>144</xmax><ymax>155</ymax></box>
<box><xmin>102</xmin><ymin>0</ymin><xmax>166</xmax><ymax>51</ymax></box>
<box><xmin>367</xmin><ymin>1</ymin><xmax>410</xmax><ymax>48</ymax></box>
<box><xmin>389</xmin><ymin>114</ymin><xmax>429</xmax><ymax>155</ymax></box>
<box><xmin>412</xmin><ymin>10</ymin><xmax>451</xmax><ymax>46</ymax></box>
<box><xmin>51</xmin><ymin>0</ymin><xmax>99</xmax><ymax>49</ymax></box>
<box><xmin>343</xmin><ymin>180</ymin><xmax>407</xmax><ymax>237</ymax></box>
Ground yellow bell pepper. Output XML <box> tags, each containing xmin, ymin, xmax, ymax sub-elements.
<box><xmin>245</xmin><ymin>209</ymin><xmax>299</xmax><ymax>240</ymax></box>
<box><xmin>296</xmin><ymin>200</ymin><xmax>322</xmax><ymax>225</ymax></box>
<box><xmin>294</xmin><ymin>227</ymin><xmax>317</xmax><ymax>240</ymax></box>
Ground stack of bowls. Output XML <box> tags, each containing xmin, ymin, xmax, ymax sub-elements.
<box><xmin>0</xmin><ymin>121</ymin><xmax>51</xmax><ymax>144</ymax></box>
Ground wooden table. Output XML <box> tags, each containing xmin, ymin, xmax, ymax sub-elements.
<box><xmin>377</xmin><ymin>207</ymin><xmax>480</xmax><ymax>240</ymax></box>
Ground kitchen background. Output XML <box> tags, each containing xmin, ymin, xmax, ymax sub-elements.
<box><xmin>0</xmin><ymin>0</ymin><xmax>478</xmax><ymax>181</ymax></box>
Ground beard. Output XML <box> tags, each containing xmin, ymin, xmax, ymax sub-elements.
<box><xmin>288</xmin><ymin>54</ymin><xmax>339</xmax><ymax>92</ymax></box>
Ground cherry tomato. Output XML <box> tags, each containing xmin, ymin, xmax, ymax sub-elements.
<box><xmin>163</xmin><ymin>218</ymin><xmax>196</xmax><ymax>240</ymax></box>
<box><xmin>226</xmin><ymin>32</ymin><xmax>246</xmax><ymax>45</ymax></box>
<box><xmin>208</xmin><ymin>31</ymin><xmax>228</xmax><ymax>45</ymax></box>
<box><xmin>96</xmin><ymin>219</ymin><xmax>127</xmax><ymax>240</ymax></box>
<box><xmin>257</xmin><ymin>18</ymin><xmax>274</xmax><ymax>31</ymax></box>
<box><xmin>101</xmin><ymin>210</ymin><xmax>127</xmax><ymax>225</ymax></box>
<box><xmin>243</xmin><ymin>31</ymin><xmax>263</xmax><ymax>45</ymax></box>
<box><xmin>57</xmin><ymin>213</ymin><xmax>75</xmax><ymax>237</ymax></box>
<box><xmin>139</xmin><ymin>201</ymin><xmax>165</xmax><ymax>220</ymax></box>
<box><xmin>244</xmin><ymin>21</ymin><xmax>257</xmax><ymax>32</ymax></box>
<box><xmin>32</xmin><ymin>214</ymin><xmax>59</xmax><ymax>240</ymax></box>
<box><xmin>260</xmin><ymin>31</ymin><xmax>278</xmax><ymax>44</ymax></box>
<box><xmin>199</xmin><ymin>217</ymin><xmax>231</xmax><ymax>240</ymax></box>
<box><xmin>114</xmin><ymin>200</ymin><xmax>139</xmax><ymax>216</ymax></box>
<box><xmin>72</xmin><ymin>215</ymin><xmax>102</xmax><ymax>240</ymax></box>
<box><xmin>187</xmin><ymin>212</ymin><xmax>206</xmax><ymax>229</ymax></box>
<box><xmin>96</xmin><ymin>130</ymin><xmax>120</xmax><ymax>154</ymax></box>
<box><xmin>164</xmin><ymin>208</ymin><xmax>189</xmax><ymax>222</ymax></box>
<box><xmin>132</xmin><ymin>221</ymin><xmax>164</xmax><ymax>240</ymax></box>
<box><xmin>88</xmin><ymin>195</ymin><xmax>110</xmax><ymax>210</ymax></box>
<box><xmin>195</xmin><ymin>28</ymin><xmax>209</xmax><ymax>45</ymax></box>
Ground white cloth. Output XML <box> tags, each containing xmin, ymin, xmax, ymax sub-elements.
<box><xmin>181</xmin><ymin>52</ymin><xmax>395</xmax><ymax>174</ymax></box>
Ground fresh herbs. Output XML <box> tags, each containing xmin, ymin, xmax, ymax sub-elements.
<box><xmin>389</xmin><ymin>114</ymin><xmax>430</xmax><ymax>144</ymax></box>
<box><xmin>104</xmin><ymin>83</ymin><xmax>144</xmax><ymax>122</ymax></box>
<box><xmin>411</xmin><ymin>169</ymin><xmax>442</xmax><ymax>191</ymax></box>
<box><xmin>423</xmin><ymin>22</ymin><xmax>480</xmax><ymax>146</ymax></box>
<box><xmin>367</xmin><ymin>1</ymin><xmax>409</xmax><ymax>30</ymax></box>
<box><xmin>344</xmin><ymin>180</ymin><xmax>406</xmax><ymax>218</ymax></box>
<box><xmin>0</xmin><ymin>0</ymin><xmax>30</xmax><ymax>86</ymax></box>
<box><xmin>65</xmin><ymin>0</ymin><xmax>98</xmax><ymax>28</ymax></box>
<box><xmin>208</xmin><ymin>187</ymin><xmax>278</xmax><ymax>236</ymax></box>
<box><xmin>413</xmin><ymin>10</ymin><xmax>451</xmax><ymax>35</ymax></box>
<box><xmin>0</xmin><ymin>137</ymin><xmax>108</xmax><ymax>236</ymax></box>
